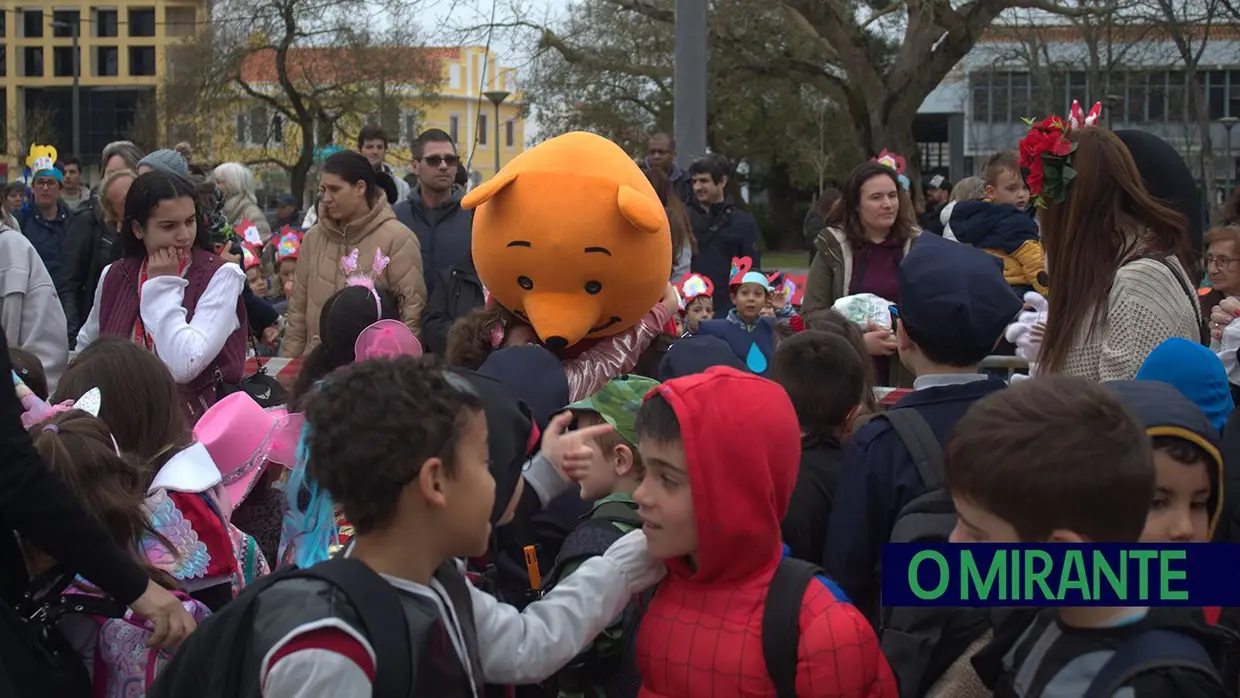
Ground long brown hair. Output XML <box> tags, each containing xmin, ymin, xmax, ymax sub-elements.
<box><xmin>643</xmin><ymin>166</ymin><xmax>697</xmax><ymax>259</ymax></box>
<box><xmin>1038</xmin><ymin>127</ymin><xmax>1193</xmax><ymax>375</ymax></box>
<box><xmin>26</xmin><ymin>411</ymin><xmax>179</xmax><ymax>589</ymax></box>
<box><xmin>54</xmin><ymin>337</ymin><xmax>191</xmax><ymax>481</ymax></box>
<box><xmin>826</xmin><ymin>161</ymin><xmax>915</xmax><ymax>249</ymax></box>
<box><xmin>813</xmin><ymin>188</ymin><xmax>842</xmax><ymax>221</ymax></box>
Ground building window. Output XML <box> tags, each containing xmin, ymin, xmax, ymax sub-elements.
<box><xmin>22</xmin><ymin>47</ymin><xmax>42</xmax><ymax>78</ymax></box>
<box><xmin>0</xmin><ymin>47</ymin><xmax>6</xmax><ymax>77</ymax></box>
<box><xmin>365</xmin><ymin>101</ymin><xmax>401</xmax><ymax>139</ymax></box>
<box><xmin>1167</xmin><ymin>71</ymin><xmax>1187</xmax><ymax>124</ymax></box>
<box><xmin>165</xmin><ymin>6</ymin><xmax>196</xmax><ymax>37</ymax></box>
<box><xmin>478</xmin><ymin>113</ymin><xmax>488</xmax><ymax>145</ymax></box>
<box><xmin>1125</xmin><ymin>73</ymin><xmax>1147</xmax><ymax>125</ymax></box>
<box><xmin>129</xmin><ymin>8</ymin><xmax>156</xmax><ymax>37</ymax></box>
<box><xmin>128</xmin><ymin>46</ymin><xmax>156</xmax><ymax>76</ymax></box>
<box><xmin>0</xmin><ymin>10</ymin><xmax>6</xmax><ymax>38</ymax></box>
<box><xmin>94</xmin><ymin>9</ymin><xmax>118</xmax><ymax>38</ymax></box>
<box><xmin>236</xmin><ymin>105</ymin><xmax>283</xmax><ymax>146</ymax></box>
<box><xmin>506</xmin><ymin>119</ymin><xmax>514</xmax><ymax>147</ymax></box>
<box><xmin>969</xmin><ymin>73</ymin><xmax>989</xmax><ymax>122</ymax></box>
<box><xmin>1208</xmin><ymin>70</ymin><xmax>1228</xmax><ymax>121</ymax></box>
<box><xmin>919</xmin><ymin>142</ymin><xmax>948</xmax><ymax>172</ymax></box>
<box><xmin>95</xmin><ymin>46</ymin><xmax>118</xmax><ymax>77</ymax></box>
<box><xmin>21</xmin><ymin>9</ymin><xmax>43</xmax><ymax>38</ymax></box>
<box><xmin>53</xmin><ymin>46</ymin><xmax>78</xmax><ymax>78</ymax></box>
<box><xmin>51</xmin><ymin>10</ymin><xmax>79</xmax><ymax>37</ymax></box>
<box><xmin>449</xmin><ymin>114</ymin><xmax>459</xmax><ymax>143</ymax></box>
<box><xmin>449</xmin><ymin>65</ymin><xmax>462</xmax><ymax>90</ymax></box>
<box><xmin>315</xmin><ymin>117</ymin><xmax>334</xmax><ymax>147</ymax></box>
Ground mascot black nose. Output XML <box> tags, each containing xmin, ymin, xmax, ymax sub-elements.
<box><xmin>544</xmin><ymin>336</ymin><xmax>569</xmax><ymax>352</ymax></box>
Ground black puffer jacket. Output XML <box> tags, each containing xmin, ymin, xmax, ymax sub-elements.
<box><xmin>57</xmin><ymin>198</ymin><xmax>116</xmax><ymax>347</ymax></box>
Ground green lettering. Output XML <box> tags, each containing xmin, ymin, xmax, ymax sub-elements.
<box><xmin>962</xmin><ymin>550</ymin><xmax>1004</xmax><ymax>601</ymax></box>
<box><xmin>909</xmin><ymin>551</ymin><xmax>949</xmax><ymax>599</ymax></box>
<box><xmin>1092</xmin><ymin>549</ymin><xmax>1126</xmax><ymax>600</ymax></box>
<box><xmin>1010</xmin><ymin>548</ymin><xmax>1019</xmax><ymax>600</ymax></box>
<box><xmin>1024</xmin><ymin>550</ymin><xmax>1056</xmax><ymax>601</ymax></box>
<box><xmin>1159</xmin><ymin>550</ymin><xmax>1189</xmax><ymax>601</ymax></box>
<box><xmin>1058</xmin><ymin>550</ymin><xmax>1090</xmax><ymax>601</ymax></box>
<box><xmin>1128</xmin><ymin>550</ymin><xmax>1158</xmax><ymax>600</ymax></box>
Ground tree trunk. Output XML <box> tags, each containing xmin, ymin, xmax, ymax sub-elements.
<box><xmin>290</xmin><ymin>119</ymin><xmax>316</xmax><ymax>210</ymax></box>
<box><xmin>1189</xmin><ymin>74</ymin><xmax>1218</xmax><ymax>216</ymax></box>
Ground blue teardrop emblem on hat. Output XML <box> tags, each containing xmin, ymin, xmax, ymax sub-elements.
<box><xmin>745</xmin><ymin>343</ymin><xmax>767</xmax><ymax>373</ymax></box>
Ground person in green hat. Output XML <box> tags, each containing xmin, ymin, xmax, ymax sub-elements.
<box><xmin>541</xmin><ymin>373</ymin><xmax>659</xmax><ymax>698</ymax></box>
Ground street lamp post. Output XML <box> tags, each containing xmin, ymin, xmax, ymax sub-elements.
<box><xmin>1220</xmin><ymin>116</ymin><xmax>1240</xmax><ymax>191</ymax></box>
<box><xmin>674</xmin><ymin>0</ymin><xmax>708</xmax><ymax>170</ymax></box>
<box><xmin>51</xmin><ymin>19</ymin><xmax>81</xmax><ymax>161</ymax></box>
<box><xmin>482</xmin><ymin>90</ymin><xmax>509</xmax><ymax>179</ymax></box>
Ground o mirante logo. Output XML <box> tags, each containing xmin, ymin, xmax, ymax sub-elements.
<box><xmin>881</xmin><ymin>544</ymin><xmax>1240</xmax><ymax>607</ymax></box>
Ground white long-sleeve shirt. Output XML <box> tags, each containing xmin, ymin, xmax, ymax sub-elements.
<box><xmin>76</xmin><ymin>261</ymin><xmax>245</xmax><ymax>383</ymax></box>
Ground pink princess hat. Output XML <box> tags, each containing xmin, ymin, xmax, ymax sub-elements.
<box><xmin>193</xmin><ymin>392</ymin><xmax>304</xmax><ymax>509</ymax></box>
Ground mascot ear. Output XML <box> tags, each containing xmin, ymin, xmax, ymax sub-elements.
<box><xmin>616</xmin><ymin>185</ymin><xmax>665</xmax><ymax>235</ymax></box>
<box><xmin>461</xmin><ymin>170</ymin><xmax>519</xmax><ymax>210</ymax></box>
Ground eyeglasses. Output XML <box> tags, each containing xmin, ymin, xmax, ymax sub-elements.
<box><xmin>422</xmin><ymin>155</ymin><xmax>459</xmax><ymax>167</ymax></box>
<box><xmin>31</xmin><ymin>179</ymin><xmax>60</xmax><ymax>189</ymax></box>
<box><xmin>1207</xmin><ymin>255</ymin><xmax>1238</xmax><ymax>269</ymax></box>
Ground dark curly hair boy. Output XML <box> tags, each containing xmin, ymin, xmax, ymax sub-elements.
<box><xmin>304</xmin><ymin>355</ymin><xmax>491</xmax><ymax>541</ymax></box>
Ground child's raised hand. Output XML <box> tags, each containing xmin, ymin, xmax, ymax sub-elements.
<box><xmin>540</xmin><ymin>411</ymin><xmax>613</xmax><ymax>482</ymax></box>
<box><xmin>661</xmin><ymin>282</ymin><xmax>680</xmax><ymax>312</ymax></box>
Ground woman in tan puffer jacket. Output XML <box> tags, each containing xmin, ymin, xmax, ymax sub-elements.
<box><xmin>282</xmin><ymin>152</ymin><xmax>426</xmax><ymax>357</ymax></box>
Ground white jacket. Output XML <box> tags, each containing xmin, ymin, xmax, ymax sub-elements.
<box><xmin>0</xmin><ymin>225</ymin><xmax>68</xmax><ymax>392</ymax></box>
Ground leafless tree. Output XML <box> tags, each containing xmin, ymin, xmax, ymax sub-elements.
<box><xmin>21</xmin><ymin>105</ymin><xmax>60</xmax><ymax>154</ymax></box>
<box><xmin>164</xmin><ymin>0</ymin><xmax>440</xmax><ymax>206</ymax></box>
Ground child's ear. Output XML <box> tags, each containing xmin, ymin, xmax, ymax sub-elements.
<box><xmin>418</xmin><ymin>457</ymin><xmax>449</xmax><ymax>509</ymax></box>
<box><xmin>983</xmin><ymin>184</ymin><xmax>995</xmax><ymax>201</ymax></box>
<box><xmin>895</xmin><ymin>318</ymin><xmax>912</xmax><ymax>351</ymax></box>
<box><xmin>614</xmin><ymin>444</ymin><xmax>635</xmax><ymax>477</ymax></box>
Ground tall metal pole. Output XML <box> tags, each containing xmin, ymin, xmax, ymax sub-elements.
<box><xmin>673</xmin><ymin>0</ymin><xmax>707</xmax><ymax>170</ymax></box>
<box><xmin>71</xmin><ymin>20</ymin><xmax>81</xmax><ymax>161</ymax></box>
<box><xmin>493</xmin><ymin>102</ymin><xmax>501</xmax><ymax>177</ymax></box>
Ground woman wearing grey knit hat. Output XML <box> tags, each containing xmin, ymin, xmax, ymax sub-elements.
<box><xmin>136</xmin><ymin>148</ymin><xmax>190</xmax><ymax>180</ymax></box>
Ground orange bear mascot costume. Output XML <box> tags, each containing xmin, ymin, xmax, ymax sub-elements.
<box><xmin>462</xmin><ymin>131</ymin><xmax>672</xmax><ymax>353</ymax></box>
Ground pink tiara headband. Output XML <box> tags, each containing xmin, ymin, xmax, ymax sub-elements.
<box><xmin>339</xmin><ymin>247</ymin><xmax>423</xmax><ymax>361</ymax></box>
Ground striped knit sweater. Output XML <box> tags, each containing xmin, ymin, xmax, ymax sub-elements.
<box><xmin>1063</xmin><ymin>256</ymin><xmax>1201</xmax><ymax>381</ymax></box>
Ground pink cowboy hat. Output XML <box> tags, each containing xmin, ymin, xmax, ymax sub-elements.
<box><xmin>193</xmin><ymin>393</ymin><xmax>304</xmax><ymax>507</ymax></box>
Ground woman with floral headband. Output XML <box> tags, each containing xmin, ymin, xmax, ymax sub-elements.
<box><xmin>1026</xmin><ymin>102</ymin><xmax>1201</xmax><ymax>381</ymax></box>
<box><xmin>801</xmin><ymin>153</ymin><xmax>921</xmax><ymax>388</ymax></box>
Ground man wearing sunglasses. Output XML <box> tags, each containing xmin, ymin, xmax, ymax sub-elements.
<box><xmin>396</xmin><ymin>128</ymin><xmax>482</xmax><ymax>355</ymax></box>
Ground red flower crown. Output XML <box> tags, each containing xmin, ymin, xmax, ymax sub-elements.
<box><xmin>1017</xmin><ymin>100</ymin><xmax>1101</xmax><ymax>208</ymax></box>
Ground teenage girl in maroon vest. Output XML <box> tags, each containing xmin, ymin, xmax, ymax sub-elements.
<box><xmin>76</xmin><ymin>170</ymin><xmax>248</xmax><ymax>423</ymax></box>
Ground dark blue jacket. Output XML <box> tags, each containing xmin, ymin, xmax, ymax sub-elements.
<box><xmin>393</xmin><ymin>185</ymin><xmax>474</xmax><ymax>300</ymax></box>
<box><xmin>687</xmin><ymin>200</ymin><xmax>760</xmax><ymax>317</ymax></box>
<box><xmin>20</xmin><ymin>201</ymin><xmax>72</xmax><ymax>284</ymax></box>
<box><xmin>948</xmin><ymin>201</ymin><xmax>1039</xmax><ymax>254</ymax></box>
<box><xmin>822</xmin><ymin>377</ymin><xmax>1008</xmax><ymax>620</ymax></box>
<box><xmin>695</xmin><ymin>311</ymin><xmax>776</xmax><ymax>376</ymax></box>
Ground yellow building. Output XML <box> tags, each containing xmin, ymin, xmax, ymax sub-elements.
<box><xmin>0</xmin><ymin>0</ymin><xmax>202</xmax><ymax>177</ymax></box>
<box><xmin>206</xmin><ymin>45</ymin><xmax>526</xmax><ymax>189</ymax></box>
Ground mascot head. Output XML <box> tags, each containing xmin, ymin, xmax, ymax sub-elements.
<box><xmin>463</xmin><ymin>132</ymin><xmax>671</xmax><ymax>350</ymax></box>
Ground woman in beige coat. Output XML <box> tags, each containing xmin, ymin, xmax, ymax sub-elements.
<box><xmin>282</xmin><ymin>152</ymin><xmax>426</xmax><ymax>357</ymax></box>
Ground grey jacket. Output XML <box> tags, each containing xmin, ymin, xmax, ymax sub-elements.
<box><xmin>0</xmin><ymin>225</ymin><xmax>68</xmax><ymax>391</ymax></box>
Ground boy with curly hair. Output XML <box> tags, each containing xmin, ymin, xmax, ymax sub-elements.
<box><xmin>156</xmin><ymin>357</ymin><xmax>666</xmax><ymax>698</ymax></box>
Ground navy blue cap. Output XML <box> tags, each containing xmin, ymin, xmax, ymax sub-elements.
<box><xmin>276</xmin><ymin>193</ymin><xmax>298</xmax><ymax>207</ymax></box>
<box><xmin>659</xmin><ymin>334</ymin><xmax>747</xmax><ymax>381</ymax></box>
<box><xmin>477</xmin><ymin>344</ymin><xmax>569</xmax><ymax>431</ymax></box>
<box><xmin>897</xmin><ymin>233</ymin><xmax>1022</xmax><ymax>354</ymax></box>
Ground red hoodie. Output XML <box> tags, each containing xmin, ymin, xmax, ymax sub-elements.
<box><xmin>635</xmin><ymin>367</ymin><xmax>896</xmax><ymax>698</ymax></box>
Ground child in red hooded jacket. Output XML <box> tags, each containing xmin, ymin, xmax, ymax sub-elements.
<box><xmin>631</xmin><ymin>366</ymin><xmax>896</xmax><ymax>698</ymax></box>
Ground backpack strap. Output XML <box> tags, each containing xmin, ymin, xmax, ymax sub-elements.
<box><xmin>762</xmin><ymin>557</ymin><xmax>823</xmax><ymax>698</ymax></box>
<box><xmin>291</xmin><ymin>559</ymin><xmax>413</xmax><ymax>698</ymax></box>
<box><xmin>883</xmin><ymin>408</ymin><xmax>945</xmax><ymax>492</ymax></box>
<box><xmin>1084</xmin><ymin>629</ymin><xmax>1219</xmax><ymax>698</ymax></box>
<box><xmin>591</xmin><ymin>500</ymin><xmax>642</xmax><ymax>529</ymax></box>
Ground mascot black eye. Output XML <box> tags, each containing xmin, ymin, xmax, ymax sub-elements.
<box><xmin>518</xmin><ymin>275</ymin><xmax>534</xmax><ymax>290</ymax></box>
<box><xmin>585</xmin><ymin>280</ymin><xmax>602</xmax><ymax>295</ymax></box>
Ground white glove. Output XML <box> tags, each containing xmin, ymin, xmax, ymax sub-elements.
<box><xmin>1004</xmin><ymin>292</ymin><xmax>1047</xmax><ymax>363</ymax></box>
<box><xmin>602</xmin><ymin>529</ymin><xmax>667</xmax><ymax>595</ymax></box>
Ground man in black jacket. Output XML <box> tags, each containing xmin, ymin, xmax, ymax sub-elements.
<box><xmin>395</xmin><ymin>129</ymin><xmax>480</xmax><ymax>346</ymax></box>
<box><xmin>58</xmin><ymin>172</ymin><xmax>133</xmax><ymax>347</ymax></box>
<box><xmin>0</xmin><ymin>327</ymin><xmax>194</xmax><ymax>695</ymax></box>
<box><xmin>686</xmin><ymin>154</ymin><xmax>761</xmax><ymax>317</ymax></box>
